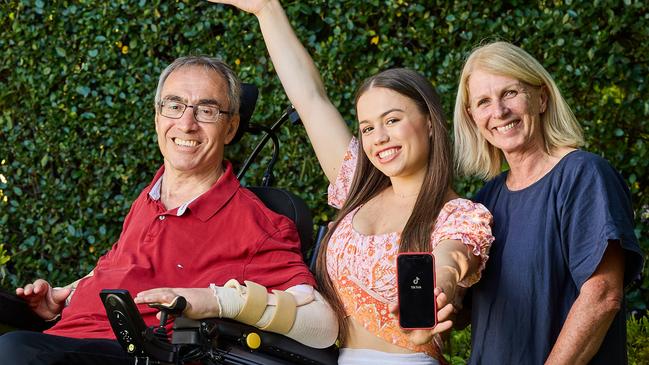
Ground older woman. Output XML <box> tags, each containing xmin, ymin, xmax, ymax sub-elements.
<box><xmin>454</xmin><ymin>41</ymin><xmax>643</xmax><ymax>364</ymax></box>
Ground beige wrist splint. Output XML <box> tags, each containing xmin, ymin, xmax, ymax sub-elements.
<box><xmin>226</xmin><ymin>279</ymin><xmax>297</xmax><ymax>334</ymax></box>
<box><xmin>261</xmin><ymin>290</ymin><xmax>297</xmax><ymax>333</ymax></box>
<box><xmin>230</xmin><ymin>280</ymin><xmax>267</xmax><ymax>325</ymax></box>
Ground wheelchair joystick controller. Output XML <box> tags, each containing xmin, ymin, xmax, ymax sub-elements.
<box><xmin>147</xmin><ymin>296</ymin><xmax>187</xmax><ymax>342</ymax></box>
<box><xmin>100</xmin><ymin>289</ymin><xmax>179</xmax><ymax>364</ymax></box>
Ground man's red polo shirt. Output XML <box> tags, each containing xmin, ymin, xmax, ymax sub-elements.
<box><xmin>45</xmin><ymin>162</ymin><xmax>315</xmax><ymax>339</ymax></box>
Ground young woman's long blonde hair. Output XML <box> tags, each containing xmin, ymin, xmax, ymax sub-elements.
<box><xmin>453</xmin><ymin>41</ymin><xmax>584</xmax><ymax>179</ymax></box>
<box><xmin>315</xmin><ymin>68</ymin><xmax>453</xmax><ymax>344</ymax></box>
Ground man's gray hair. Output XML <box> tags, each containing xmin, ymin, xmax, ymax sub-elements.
<box><xmin>155</xmin><ymin>56</ymin><xmax>241</xmax><ymax>115</ymax></box>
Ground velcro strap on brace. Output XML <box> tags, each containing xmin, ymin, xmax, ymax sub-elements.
<box><xmin>260</xmin><ymin>290</ymin><xmax>297</xmax><ymax>334</ymax></box>
<box><xmin>232</xmin><ymin>280</ymin><xmax>268</xmax><ymax>326</ymax></box>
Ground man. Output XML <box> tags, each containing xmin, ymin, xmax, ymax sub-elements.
<box><xmin>0</xmin><ymin>56</ymin><xmax>337</xmax><ymax>364</ymax></box>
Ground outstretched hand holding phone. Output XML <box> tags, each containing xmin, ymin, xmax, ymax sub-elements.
<box><xmin>390</xmin><ymin>288</ymin><xmax>454</xmax><ymax>346</ymax></box>
<box><xmin>394</xmin><ymin>253</ymin><xmax>455</xmax><ymax>345</ymax></box>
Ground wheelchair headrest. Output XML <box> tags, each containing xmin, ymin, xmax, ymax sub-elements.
<box><xmin>229</xmin><ymin>83</ymin><xmax>258</xmax><ymax>144</ymax></box>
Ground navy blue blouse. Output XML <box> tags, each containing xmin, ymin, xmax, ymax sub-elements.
<box><xmin>469</xmin><ymin>150</ymin><xmax>643</xmax><ymax>365</ymax></box>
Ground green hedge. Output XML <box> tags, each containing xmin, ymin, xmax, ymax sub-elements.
<box><xmin>1</xmin><ymin>0</ymin><xmax>647</xmax><ymax>330</ymax></box>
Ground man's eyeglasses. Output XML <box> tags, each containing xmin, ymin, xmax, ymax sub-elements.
<box><xmin>158</xmin><ymin>99</ymin><xmax>230</xmax><ymax>123</ymax></box>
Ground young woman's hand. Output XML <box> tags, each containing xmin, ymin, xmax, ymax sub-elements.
<box><xmin>433</xmin><ymin>265</ymin><xmax>459</xmax><ymax>305</ymax></box>
<box><xmin>206</xmin><ymin>0</ymin><xmax>272</xmax><ymax>16</ymax></box>
<box><xmin>389</xmin><ymin>287</ymin><xmax>455</xmax><ymax>345</ymax></box>
<box><xmin>205</xmin><ymin>0</ymin><xmax>351</xmax><ymax>182</ymax></box>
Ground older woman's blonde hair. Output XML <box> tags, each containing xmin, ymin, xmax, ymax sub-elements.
<box><xmin>453</xmin><ymin>41</ymin><xmax>584</xmax><ymax>179</ymax></box>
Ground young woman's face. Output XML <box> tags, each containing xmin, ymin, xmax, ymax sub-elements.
<box><xmin>466</xmin><ymin>69</ymin><xmax>547</xmax><ymax>156</ymax></box>
<box><xmin>356</xmin><ymin>87</ymin><xmax>431</xmax><ymax>179</ymax></box>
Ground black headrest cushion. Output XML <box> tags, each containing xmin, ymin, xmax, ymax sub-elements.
<box><xmin>229</xmin><ymin>83</ymin><xmax>258</xmax><ymax>144</ymax></box>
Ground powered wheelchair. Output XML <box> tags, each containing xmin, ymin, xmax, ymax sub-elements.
<box><xmin>0</xmin><ymin>83</ymin><xmax>338</xmax><ymax>365</ymax></box>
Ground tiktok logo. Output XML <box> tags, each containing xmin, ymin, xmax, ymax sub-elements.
<box><xmin>413</xmin><ymin>277</ymin><xmax>420</xmax><ymax>285</ymax></box>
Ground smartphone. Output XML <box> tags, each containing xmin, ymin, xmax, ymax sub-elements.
<box><xmin>396</xmin><ymin>252</ymin><xmax>436</xmax><ymax>329</ymax></box>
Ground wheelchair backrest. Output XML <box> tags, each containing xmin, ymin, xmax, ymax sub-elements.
<box><xmin>234</xmin><ymin>83</ymin><xmax>315</xmax><ymax>262</ymax></box>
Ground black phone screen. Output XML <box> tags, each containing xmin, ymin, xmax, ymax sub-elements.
<box><xmin>397</xmin><ymin>253</ymin><xmax>436</xmax><ymax>329</ymax></box>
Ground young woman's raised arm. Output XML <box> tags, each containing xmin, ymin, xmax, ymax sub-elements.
<box><xmin>208</xmin><ymin>0</ymin><xmax>352</xmax><ymax>183</ymax></box>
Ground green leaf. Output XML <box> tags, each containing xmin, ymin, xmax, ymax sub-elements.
<box><xmin>76</xmin><ymin>86</ymin><xmax>91</xmax><ymax>97</ymax></box>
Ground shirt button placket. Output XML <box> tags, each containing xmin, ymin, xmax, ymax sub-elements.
<box><xmin>144</xmin><ymin>214</ymin><xmax>165</xmax><ymax>242</ymax></box>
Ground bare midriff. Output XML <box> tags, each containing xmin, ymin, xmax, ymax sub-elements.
<box><xmin>344</xmin><ymin>319</ymin><xmax>417</xmax><ymax>354</ymax></box>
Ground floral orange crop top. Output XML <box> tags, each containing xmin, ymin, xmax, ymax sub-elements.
<box><xmin>327</xmin><ymin>138</ymin><xmax>493</xmax><ymax>358</ymax></box>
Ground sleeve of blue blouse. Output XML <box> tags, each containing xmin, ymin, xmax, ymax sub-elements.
<box><xmin>327</xmin><ymin>137</ymin><xmax>359</xmax><ymax>209</ymax></box>
<box><xmin>560</xmin><ymin>155</ymin><xmax>643</xmax><ymax>289</ymax></box>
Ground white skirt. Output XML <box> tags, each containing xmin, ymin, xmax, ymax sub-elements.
<box><xmin>338</xmin><ymin>348</ymin><xmax>441</xmax><ymax>365</ymax></box>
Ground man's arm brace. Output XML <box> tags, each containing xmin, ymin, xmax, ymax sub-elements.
<box><xmin>210</xmin><ymin>280</ymin><xmax>338</xmax><ymax>349</ymax></box>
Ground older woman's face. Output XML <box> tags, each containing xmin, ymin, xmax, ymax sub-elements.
<box><xmin>466</xmin><ymin>69</ymin><xmax>547</xmax><ymax>156</ymax></box>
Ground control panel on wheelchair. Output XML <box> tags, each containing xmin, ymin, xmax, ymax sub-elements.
<box><xmin>99</xmin><ymin>84</ymin><xmax>338</xmax><ymax>365</ymax></box>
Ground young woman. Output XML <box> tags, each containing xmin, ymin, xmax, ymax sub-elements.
<box><xmin>205</xmin><ymin>1</ymin><xmax>494</xmax><ymax>363</ymax></box>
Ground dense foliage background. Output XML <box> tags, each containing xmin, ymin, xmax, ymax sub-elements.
<box><xmin>1</xmin><ymin>0</ymin><xmax>647</xmax><ymax>361</ymax></box>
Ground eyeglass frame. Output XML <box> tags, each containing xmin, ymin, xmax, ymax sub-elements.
<box><xmin>157</xmin><ymin>97</ymin><xmax>231</xmax><ymax>123</ymax></box>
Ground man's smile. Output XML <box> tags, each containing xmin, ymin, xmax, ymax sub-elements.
<box><xmin>173</xmin><ymin>137</ymin><xmax>200</xmax><ymax>147</ymax></box>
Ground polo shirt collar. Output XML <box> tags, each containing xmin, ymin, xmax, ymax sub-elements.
<box><xmin>148</xmin><ymin>178</ymin><xmax>199</xmax><ymax>216</ymax></box>
<box><xmin>145</xmin><ymin>161</ymin><xmax>240</xmax><ymax>222</ymax></box>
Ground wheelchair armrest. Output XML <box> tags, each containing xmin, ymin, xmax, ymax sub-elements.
<box><xmin>173</xmin><ymin>317</ymin><xmax>338</xmax><ymax>365</ymax></box>
<box><xmin>0</xmin><ymin>289</ymin><xmax>53</xmax><ymax>333</ymax></box>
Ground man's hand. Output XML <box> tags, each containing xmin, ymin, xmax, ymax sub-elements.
<box><xmin>16</xmin><ymin>279</ymin><xmax>71</xmax><ymax>320</ymax></box>
<box><xmin>135</xmin><ymin>287</ymin><xmax>219</xmax><ymax>320</ymax></box>
<box><xmin>206</xmin><ymin>0</ymin><xmax>271</xmax><ymax>16</ymax></box>
<box><xmin>389</xmin><ymin>287</ymin><xmax>455</xmax><ymax>346</ymax></box>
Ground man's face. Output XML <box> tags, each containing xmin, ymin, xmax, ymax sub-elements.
<box><xmin>155</xmin><ymin>66</ymin><xmax>239</xmax><ymax>178</ymax></box>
